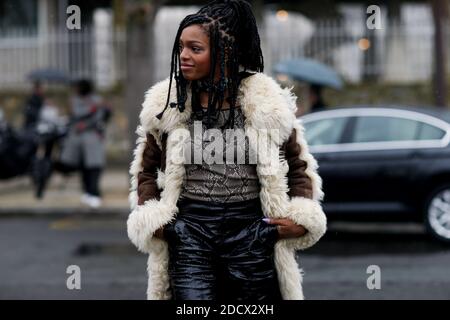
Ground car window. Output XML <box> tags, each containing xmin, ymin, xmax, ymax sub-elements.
<box><xmin>303</xmin><ymin>117</ymin><xmax>347</xmax><ymax>146</ymax></box>
<box><xmin>353</xmin><ymin>116</ymin><xmax>419</xmax><ymax>143</ymax></box>
<box><xmin>417</xmin><ymin>123</ymin><xmax>446</xmax><ymax>140</ymax></box>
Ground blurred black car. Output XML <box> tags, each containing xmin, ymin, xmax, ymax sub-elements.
<box><xmin>300</xmin><ymin>105</ymin><xmax>450</xmax><ymax>243</ymax></box>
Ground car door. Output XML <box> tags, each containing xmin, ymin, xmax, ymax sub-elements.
<box><xmin>302</xmin><ymin>115</ymin><xmax>350</xmax><ymax>204</ymax></box>
<box><xmin>334</xmin><ymin>115</ymin><xmax>421</xmax><ymax>211</ymax></box>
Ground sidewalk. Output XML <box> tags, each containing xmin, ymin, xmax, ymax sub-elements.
<box><xmin>0</xmin><ymin>168</ymin><xmax>130</xmax><ymax>217</ymax></box>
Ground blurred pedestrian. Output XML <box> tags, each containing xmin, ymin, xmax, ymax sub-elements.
<box><xmin>30</xmin><ymin>97</ymin><xmax>67</xmax><ymax>199</ymax></box>
<box><xmin>308</xmin><ymin>84</ymin><xmax>327</xmax><ymax>113</ymax></box>
<box><xmin>23</xmin><ymin>81</ymin><xmax>44</xmax><ymax>129</ymax></box>
<box><xmin>59</xmin><ymin>79</ymin><xmax>111</xmax><ymax>208</ymax></box>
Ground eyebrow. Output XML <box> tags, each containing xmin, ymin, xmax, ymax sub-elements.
<box><xmin>179</xmin><ymin>40</ymin><xmax>204</xmax><ymax>45</ymax></box>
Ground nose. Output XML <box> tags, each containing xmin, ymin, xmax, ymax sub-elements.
<box><xmin>180</xmin><ymin>47</ymin><xmax>190</xmax><ymax>62</ymax></box>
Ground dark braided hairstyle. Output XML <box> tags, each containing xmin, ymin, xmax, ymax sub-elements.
<box><xmin>155</xmin><ymin>0</ymin><xmax>264</xmax><ymax>130</ymax></box>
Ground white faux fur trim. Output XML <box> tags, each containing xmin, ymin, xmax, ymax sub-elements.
<box><xmin>274</xmin><ymin>244</ymin><xmax>305</xmax><ymax>299</ymax></box>
<box><xmin>126</xmin><ymin>199</ymin><xmax>177</xmax><ymax>253</ymax></box>
<box><xmin>139</xmin><ymin>76</ymin><xmax>192</xmax><ymax>139</ymax></box>
<box><xmin>156</xmin><ymin>168</ymin><xmax>165</xmax><ymax>190</ymax></box>
<box><xmin>292</xmin><ymin>119</ymin><xmax>325</xmax><ymax>202</ymax></box>
<box><xmin>146</xmin><ymin>246</ymin><xmax>172</xmax><ymax>299</ymax></box>
<box><xmin>237</xmin><ymin>73</ymin><xmax>296</xmax><ymax>144</ymax></box>
<box><xmin>128</xmin><ymin>125</ymin><xmax>148</xmax><ymax>211</ymax></box>
<box><xmin>284</xmin><ymin>196</ymin><xmax>327</xmax><ymax>250</ymax></box>
<box><xmin>138</xmin><ymin>72</ymin><xmax>297</xmax><ymax>145</ymax></box>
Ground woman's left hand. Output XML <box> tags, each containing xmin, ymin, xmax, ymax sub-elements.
<box><xmin>264</xmin><ymin>218</ymin><xmax>308</xmax><ymax>240</ymax></box>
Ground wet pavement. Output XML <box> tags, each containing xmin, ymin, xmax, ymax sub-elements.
<box><xmin>1</xmin><ymin>216</ymin><xmax>449</xmax><ymax>300</ymax></box>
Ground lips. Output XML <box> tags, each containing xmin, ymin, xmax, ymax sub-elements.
<box><xmin>181</xmin><ymin>64</ymin><xmax>194</xmax><ymax>69</ymax></box>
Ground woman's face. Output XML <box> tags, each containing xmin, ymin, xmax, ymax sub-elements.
<box><xmin>179</xmin><ymin>24</ymin><xmax>223</xmax><ymax>82</ymax></box>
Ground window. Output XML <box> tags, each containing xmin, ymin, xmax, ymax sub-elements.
<box><xmin>303</xmin><ymin>117</ymin><xmax>347</xmax><ymax>146</ymax></box>
<box><xmin>417</xmin><ymin>123</ymin><xmax>446</xmax><ymax>140</ymax></box>
<box><xmin>352</xmin><ymin>116</ymin><xmax>419</xmax><ymax>143</ymax></box>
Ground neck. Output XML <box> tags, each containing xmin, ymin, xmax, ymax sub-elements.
<box><xmin>199</xmin><ymin>92</ymin><xmax>237</xmax><ymax>110</ymax></box>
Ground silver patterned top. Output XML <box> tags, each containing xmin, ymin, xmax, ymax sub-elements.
<box><xmin>180</xmin><ymin>107</ymin><xmax>261</xmax><ymax>203</ymax></box>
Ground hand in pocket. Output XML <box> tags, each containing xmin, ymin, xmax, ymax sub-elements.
<box><xmin>154</xmin><ymin>221</ymin><xmax>174</xmax><ymax>240</ymax></box>
<box><xmin>264</xmin><ymin>222</ymin><xmax>280</xmax><ymax>244</ymax></box>
<box><xmin>255</xmin><ymin>219</ymin><xmax>279</xmax><ymax>247</ymax></box>
<box><xmin>263</xmin><ymin>217</ymin><xmax>307</xmax><ymax>239</ymax></box>
<box><xmin>154</xmin><ymin>226</ymin><xmax>165</xmax><ymax>240</ymax></box>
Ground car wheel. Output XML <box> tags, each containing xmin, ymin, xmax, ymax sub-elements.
<box><xmin>424</xmin><ymin>184</ymin><xmax>450</xmax><ymax>244</ymax></box>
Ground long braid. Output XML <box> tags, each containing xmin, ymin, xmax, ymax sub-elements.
<box><xmin>157</xmin><ymin>0</ymin><xmax>265</xmax><ymax>130</ymax></box>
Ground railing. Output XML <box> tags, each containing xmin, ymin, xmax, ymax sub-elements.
<box><xmin>0</xmin><ymin>26</ymin><xmax>126</xmax><ymax>89</ymax></box>
<box><xmin>0</xmin><ymin>9</ymin><xmax>449</xmax><ymax>89</ymax></box>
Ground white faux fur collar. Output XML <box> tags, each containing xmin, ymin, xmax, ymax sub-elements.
<box><xmin>139</xmin><ymin>72</ymin><xmax>299</xmax><ymax>145</ymax></box>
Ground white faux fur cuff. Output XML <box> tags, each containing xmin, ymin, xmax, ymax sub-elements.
<box><xmin>284</xmin><ymin>196</ymin><xmax>327</xmax><ymax>250</ymax></box>
<box><xmin>127</xmin><ymin>199</ymin><xmax>176</xmax><ymax>253</ymax></box>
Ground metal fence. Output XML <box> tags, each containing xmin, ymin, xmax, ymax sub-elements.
<box><xmin>0</xmin><ymin>26</ymin><xmax>126</xmax><ymax>89</ymax></box>
<box><xmin>262</xmin><ymin>15</ymin><xmax>450</xmax><ymax>84</ymax></box>
<box><xmin>0</xmin><ymin>10</ymin><xmax>449</xmax><ymax>89</ymax></box>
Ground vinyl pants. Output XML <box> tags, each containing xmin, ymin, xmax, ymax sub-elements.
<box><xmin>163</xmin><ymin>196</ymin><xmax>283</xmax><ymax>301</ymax></box>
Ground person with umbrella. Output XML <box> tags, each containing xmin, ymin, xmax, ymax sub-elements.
<box><xmin>23</xmin><ymin>80</ymin><xmax>45</xmax><ymax>129</ymax></box>
<box><xmin>309</xmin><ymin>84</ymin><xmax>327</xmax><ymax>113</ymax></box>
<box><xmin>273</xmin><ymin>57</ymin><xmax>343</xmax><ymax>114</ymax></box>
<box><xmin>23</xmin><ymin>70</ymin><xmax>67</xmax><ymax>198</ymax></box>
<box><xmin>24</xmin><ymin>68</ymin><xmax>69</xmax><ymax>130</ymax></box>
<box><xmin>59</xmin><ymin>79</ymin><xmax>110</xmax><ymax>209</ymax></box>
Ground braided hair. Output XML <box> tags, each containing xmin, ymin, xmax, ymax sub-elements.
<box><xmin>156</xmin><ymin>0</ymin><xmax>264</xmax><ymax>130</ymax></box>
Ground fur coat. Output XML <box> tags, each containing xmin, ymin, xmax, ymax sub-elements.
<box><xmin>127</xmin><ymin>72</ymin><xmax>327</xmax><ymax>300</ymax></box>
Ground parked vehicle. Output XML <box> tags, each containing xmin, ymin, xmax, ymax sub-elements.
<box><xmin>300</xmin><ymin>105</ymin><xmax>450</xmax><ymax>243</ymax></box>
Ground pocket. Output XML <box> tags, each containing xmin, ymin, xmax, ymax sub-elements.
<box><xmin>162</xmin><ymin>220</ymin><xmax>176</xmax><ymax>242</ymax></box>
<box><xmin>258</xmin><ymin>220</ymin><xmax>279</xmax><ymax>247</ymax></box>
<box><xmin>265</xmin><ymin>223</ymin><xmax>279</xmax><ymax>244</ymax></box>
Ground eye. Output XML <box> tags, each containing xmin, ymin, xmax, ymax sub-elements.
<box><xmin>192</xmin><ymin>47</ymin><xmax>202</xmax><ymax>52</ymax></box>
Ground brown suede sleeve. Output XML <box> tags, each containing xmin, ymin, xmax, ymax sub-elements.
<box><xmin>281</xmin><ymin>128</ymin><xmax>314</xmax><ymax>199</ymax></box>
<box><xmin>137</xmin><ymin>133</ymin><xmax>162</xmax><ymax>205</ymax></box>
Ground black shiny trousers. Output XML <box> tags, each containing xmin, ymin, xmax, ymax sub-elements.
<box><xmin>163</xmin><ymin>196</ymin><xmax>283</xmax><ymax>301</ymax></box>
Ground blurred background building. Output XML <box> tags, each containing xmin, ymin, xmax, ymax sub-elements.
<box><xmin>0</xmin><ymin>0</ymin><xmax>448</xmax><ymax>88</ymax></box>
<box><xmin>0</xmin><ymin>0</ymin><xmax>449</xmax><ymax>163</ymax></box>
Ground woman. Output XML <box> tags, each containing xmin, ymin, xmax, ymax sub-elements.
<box><xmin>127</xmin><ymin>0</ymin><xmax>326</xmax><ymax>300</ymax></box>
